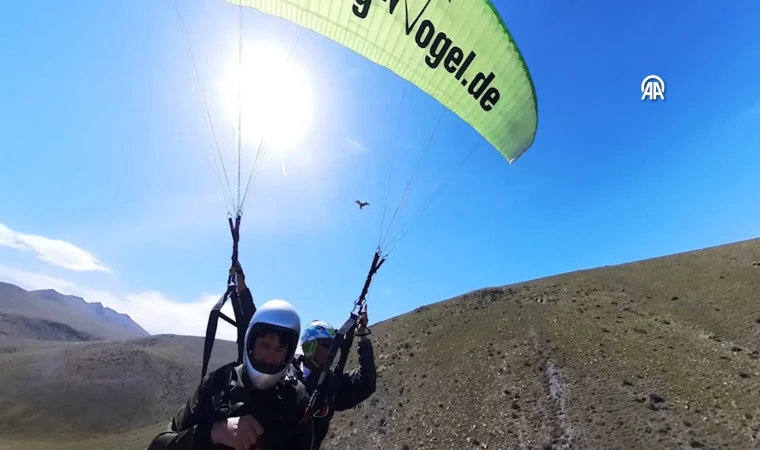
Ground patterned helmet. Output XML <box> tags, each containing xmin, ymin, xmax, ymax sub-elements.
<box><xmin>299</xmin><ymin>320</ymin><xmax>336</xmax><ymax>360</ymax></box>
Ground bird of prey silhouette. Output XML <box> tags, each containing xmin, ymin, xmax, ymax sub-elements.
<box><xmin>355</xmin><ymin>200</ymin><xmax>369</xmax><ymax>209</ymax></box>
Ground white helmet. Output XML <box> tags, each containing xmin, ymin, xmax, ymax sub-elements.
<box><xmin>243</xmin><ymin>299</ymin><xmax>301</xmax><ymax>390</ymax></box>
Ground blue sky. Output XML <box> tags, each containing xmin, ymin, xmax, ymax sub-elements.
<box><xmin>1</xmin><ymin>1</ymin><xmax>759</xmax><ymax>339</ymax></box>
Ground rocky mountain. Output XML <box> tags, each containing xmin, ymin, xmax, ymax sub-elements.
<box><xmin>0</xmin><ymin>282</ymin><xmax>149</xmax><ymax>341</ymax></box>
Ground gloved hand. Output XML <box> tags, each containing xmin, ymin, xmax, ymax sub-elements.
<box><xmin>232</xmin><ymin>261</ymin><xmax>247</xmax><ymax>292</ymax></box>
<box><xmin>356</xmin><ymin>305</ymin><xmax>371</xmax><ymax>339</ymax></box>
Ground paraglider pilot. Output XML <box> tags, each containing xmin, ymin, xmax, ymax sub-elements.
<box><xmin>295</xmin><ymin>307</ymin><xmax>377</xmax><ymax>449</ymax></box>
<box><xmin>147</xmin><ymin>263</ymin><xmax>313</xmax><ymax>450</ymax></box>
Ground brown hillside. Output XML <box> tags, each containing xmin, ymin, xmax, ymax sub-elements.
<box><xmin>1</xmin><ymin>238</ymin><xmax>759</xmax><ymax>450</ymax></box>
<box><xmin>322</xmin><ymin>238</ymin><xmax>760</xmax><ymax>450</ymax></box>
<box><xmin>0</xmin><ymin>335</ymin><xmax>236</xmax><ymax>441</ymax></box>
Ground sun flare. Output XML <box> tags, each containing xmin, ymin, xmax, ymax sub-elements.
<box><xmin>217</xmin><ymin>41</ymin><xmax>314</xmax><ymax>153</ymax></box>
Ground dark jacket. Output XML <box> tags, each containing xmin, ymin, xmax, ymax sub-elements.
<box><xmin>148</xmin><ymin>362</ymin><xmax>313</xmax><ymax>450</ymax></box>
<box><xmin>300</xmin><ymin>339</ymin><xmax>376</xmax><ymax>449</ymax></box>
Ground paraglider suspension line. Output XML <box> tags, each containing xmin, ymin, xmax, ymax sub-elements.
<box><xmin>355</xmin><ymin>249</ymin><xmax>385</xmax><ymax>311</ymax></box>
<box><xmin>227</xmin><ymin>212</ymin><xmax>242</xmax><ymax>286</ymax></box>
<box><xmin>199</xmin><ymin>213</ymin><xmax>250</xmax><ymax>384</ymax></box>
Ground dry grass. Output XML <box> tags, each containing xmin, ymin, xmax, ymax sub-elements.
<box><xmin>324</xmin><ymin>238</ymin><xmax>760</xmax><ymax>450</ymax></box>
<box><xmin>0</xmin><ymin>424</ymin><xmax>164</xmax><ymax>450</ymax></box>
<box><xmin>0</xmin><ymin>335</ymin><xmax>236</xmax><ymax>442</ymax></box>
<box><xmin>1</xmin><ymin>238</ymin><xmax>759</xmax><ymax>449</ymax></box>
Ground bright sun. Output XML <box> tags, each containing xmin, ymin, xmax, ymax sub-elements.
<box><xmin>217</xmin><ymin>41</ymin><xmax>315</xmax><ymax>153</ymax></box>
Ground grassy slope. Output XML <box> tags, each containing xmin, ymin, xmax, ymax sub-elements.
<box><xmin>0</xmin><ymin>335</ymin><xmax>236</xmax><ymax>442</ymax></box>
<box><xmin>322</xmin><ymin>238</ymin><xmax>760</xmax><ymax>450</ymax></box>
<box><xmin>0</xmin><ymin>424</ymin><xmax>165</xmax><ymax>450</ymax></box>
<box><xmin>2</xmin><ymin>238</ymin><xmax>759</xmax><ymax>450</ymax></box>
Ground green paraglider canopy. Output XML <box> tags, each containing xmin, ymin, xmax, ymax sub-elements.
<box><xmin>217</xmin><ymin>0</ymin><xmax>539</xmax><ymax>422</ymax></box>
<box><xmin>222</xmin><ymin>0</ymin><xmax>538</xmax><ymax>162</ymax></box>
<box><xmin>177</xmin><ymin>0</ymin><xmax>539</xmax><ymax>413</ymax></box>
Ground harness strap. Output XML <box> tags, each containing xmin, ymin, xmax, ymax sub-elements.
<box><xmin>200</xmin><ymin>213</ymin><xmax>249</xmax><ymax>383</ymax></box>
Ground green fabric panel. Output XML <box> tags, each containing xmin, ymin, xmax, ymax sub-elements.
<box><xmin>223</xmin><ymin>0</ymin><xmax>538</xmax><ymax>162</ymax></box>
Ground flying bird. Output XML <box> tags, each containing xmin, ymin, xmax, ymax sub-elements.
<box><xmin>355</xmin><ymin>200</ymin><xmax>369</xmax><ymax>209</ymax></box>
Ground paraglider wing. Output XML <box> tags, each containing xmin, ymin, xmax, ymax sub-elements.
<box><xmin>222</xmin><ymin>0</ymin><xmax>538</xmax><ymax>162</ymax></box>
<box><xmin>217</xmin><ymin>0</ymin><xmax>539</xmax><ymax>421</ymax></box>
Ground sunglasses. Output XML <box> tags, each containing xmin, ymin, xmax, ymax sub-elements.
<box><xmin>303</xmin><ymin>339</ymin><xmax>333</xmax><ymax>357</ymax></box>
